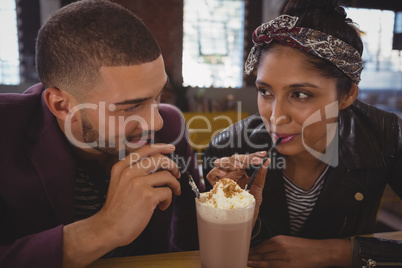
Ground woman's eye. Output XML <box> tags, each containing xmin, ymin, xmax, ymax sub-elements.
<box><xmin>292</xmin><ymin>91</ymin><xmax>310</xmax><ymax>99</ymax></box>
<box><xmin>258</xmin><ymin>88</ymin><xmax>271</xmax><ymax>97</ymax></box>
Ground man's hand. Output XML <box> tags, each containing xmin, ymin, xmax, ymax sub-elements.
<box><xmin>248</xmin><ymin>235</ymin><xmax>351</xmax><ymax>268</ymax></box>
<box><xmin>63</xmin><ymin>143</ymin><xmax>180</xmax><ymax>268</ymax></box>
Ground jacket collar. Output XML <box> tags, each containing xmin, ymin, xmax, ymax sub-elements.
<box><xmin>25</xmin><ymin>84</ymin><xmax>76</xmax><ymax>224</ymax></box>
<box><xmin>337</xmin><ymin>100</ymin><xmax>385</xmax><ymax>169</ymax></box>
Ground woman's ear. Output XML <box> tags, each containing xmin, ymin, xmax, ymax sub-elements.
<box><xmin>339</xmin><ymin>84</ymin><xmax>359</xmax><ymax>110</ymax></box>
<box><xmin>44</xmin><ymin>88</ymin><xmax>76</xmax><ymax>122</ymax></box>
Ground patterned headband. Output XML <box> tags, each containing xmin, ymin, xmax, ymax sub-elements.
<box><xmin>245</xmin><ymin>15</ymin><xmax>363</xmax><ymax>84</ymax></box>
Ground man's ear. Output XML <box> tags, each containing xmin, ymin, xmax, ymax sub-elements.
<box><xmin>44</xmin><ymin>88</ymin><xmax>76</xmax><ymax>122</ymax></box>
<box><xmin>339</xmin><ymin>84</ymin><xmax>359</xmax><ymax>110</ymax></box>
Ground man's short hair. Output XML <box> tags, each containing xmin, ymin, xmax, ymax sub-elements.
<box><xmin>36</xmin><ymin>0</ymin><xmax>161</xmax><ymax>97</ymax></box>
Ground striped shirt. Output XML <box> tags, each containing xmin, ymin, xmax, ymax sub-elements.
<box><xmin>283</xmin><ymin>165</ymin><xmax>329</xmax><ymax>235</ymax></box>
<box><xmin>74</xmin><ymin>162</ymin><xmax>110</xmax><ymax>222</ymax></box>
<box><xmin>74</xmin><ymin>161</ymin><xmax>141</xmax><ymax>258</ymax></box>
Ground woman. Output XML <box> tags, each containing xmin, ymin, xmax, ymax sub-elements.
<box><xmin>203</xmin><ymin>0</ymin><xmax>402</xmax><ymax>267</ymax></box>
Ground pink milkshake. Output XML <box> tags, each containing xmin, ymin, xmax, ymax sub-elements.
<box><xmin>196</xmin><ymin>178</ymin><xmax>255</xmax><ymax>268</ymax></box>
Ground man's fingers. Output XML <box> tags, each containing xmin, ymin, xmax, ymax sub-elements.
<box><xmin>111</xmin><ymin>143</ymin><xmax>176</xmax><ymax>177</ymax></box>
<box><xmin>146</xmin><ymin>171</ymin><xmax>181</xmax><ymax>196</ymax></box>
<box><xmin>154</xmin><ymin>187</ymin><xmax>174</xmax><ymax>211</ymax></box>
<box><xmin>129</xmin><ymin>154</ymin><xmax>180</xmax><ymax>178</ymax></box>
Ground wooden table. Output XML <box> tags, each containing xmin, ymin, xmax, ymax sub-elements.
<box><xmin>89</xmin><ymin>250</ymin><xmax>202</xmax><ymax>268</ymax></box>
<box><xmin>89</xmin><ymin>231</ymin><xmax>402</xmax><ymax>268</ymax></box>
<box><xmin>370</xmin><ymin>230</ymin><xmax>402</xmax><ymax>240</ymax></box>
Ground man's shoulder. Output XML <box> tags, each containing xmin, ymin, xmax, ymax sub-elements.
<box><xmin>0</xmin><ymin>84</ymin><xmax>50</xmax><ymax>148</ymax></box>
<box><xmin>0</xmin><ymin>83</ymin><xmax>44</xmax><ymax>101</ymax></box>
<box><xmin>159</xmin><ymin>103</ymin><xmax>184</xmax><ymax>120</ymax></box>
<box><xmin>158</xmin><ymin>104</ymin><xmax>186</xmax><ymax>132</ymax></box>
<box><xmin>156</xmin><ymin>104</ymin><xmax>187</xmax><ymax>144</ymax></box>
<box><xmin>0</xmin><ymin>83</ymin><xmax>45</xmax><ymax>112</ymax></box>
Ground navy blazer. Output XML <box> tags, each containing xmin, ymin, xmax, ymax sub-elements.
<box><xmin>0</xmin><ymin>83</ymin><xmax>200</xmax><ymax>267</ymax></box>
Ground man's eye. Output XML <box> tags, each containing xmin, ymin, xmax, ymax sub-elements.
<box><xmin>123</xmin><ymin>104</ymin><xmax>141</xmax><ymax>112</ymax></box>
<box><xmin>155</xmin><ymin>94</ymin><xmax>161</xmax><ymax>103</ymax></box>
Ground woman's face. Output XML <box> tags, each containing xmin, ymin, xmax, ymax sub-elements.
<box><xmin>256</xmin><ymin>46</ymin><xmax>343</xmax><ymax>159</ymax></box>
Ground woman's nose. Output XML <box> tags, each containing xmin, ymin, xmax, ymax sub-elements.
<box><xmin>270</xmin><ymin>100</ymin><xmax>290</xmax><ymax>125</ymax></box>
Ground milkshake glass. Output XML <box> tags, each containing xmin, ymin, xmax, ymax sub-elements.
<box><xmin>195</xmin><ymin>194</ymin><xmax>255</xmax><ymax>268</ymax></box>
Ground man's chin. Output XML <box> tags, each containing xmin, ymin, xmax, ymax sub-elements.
<box><xmin>91</xmin><ymin>146</ymin><xmax>121</xmax><ymax>158</ymax></box>
<box><xmin>90</xmin><ymin>139</ymin><xmax>151</xmax><ymax>159</ymax></box>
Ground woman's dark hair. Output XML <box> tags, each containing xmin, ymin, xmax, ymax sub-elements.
<box><xmin>260</xmin><ymin>0</ymin><xmax>363</xmax><ymax>98</ymax></box>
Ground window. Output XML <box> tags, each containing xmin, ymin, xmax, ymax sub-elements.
<box><xmin>345</xmin><ymin>8</ymin><xmax>400</xmax><ymax>89</ymax></box>
<box><xmin>183</xmin><ymin>0</ymin><xmax>245</xmax><ymax>88</ymax></box>
<box><xmin>0</xmin><ymin>0</ymin><xmax>20</xmax><ymax>85</ymax></box>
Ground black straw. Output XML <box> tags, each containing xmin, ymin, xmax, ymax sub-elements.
<box><xmin>245</xmin><ymin>137</ymin><xmax>283</xmax><ymax>191</ymax></box>
<box><xmin>148</xmin><ymin>139</ymin><xmax>200</xmax><ymax>198</ymax></box>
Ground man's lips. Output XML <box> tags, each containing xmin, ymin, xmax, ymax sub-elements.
<box><xmin>126</xmin><ymin>135</ymin><xmax>152</xmax><ymax>144</ymax></box>
<box><xmin>273</xmin><ymin>133</ymin><xmax>298</xmax><ymax>143</ymax></box>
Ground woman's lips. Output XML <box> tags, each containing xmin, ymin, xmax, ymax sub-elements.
<box><xmin>273</xmin><ymin>133</ymin><xmax>298</xmax><ymax>143</ymax></box>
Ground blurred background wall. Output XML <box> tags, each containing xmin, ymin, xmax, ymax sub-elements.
<box><xmin>2</xmin><ymin>0</ymin><xmax>402</xmax><ymax>116</ymax></box>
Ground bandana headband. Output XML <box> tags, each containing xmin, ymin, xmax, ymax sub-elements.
<box><xmin>245</xmin><ymin>15</ymin><xmax>363</xmax><ymax>84</ymax></box>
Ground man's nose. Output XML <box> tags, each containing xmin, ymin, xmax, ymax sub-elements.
<box><xmin>144</xmin><ymin>103</ymin><xmax>163</xmax><ymax>132</ymax></box>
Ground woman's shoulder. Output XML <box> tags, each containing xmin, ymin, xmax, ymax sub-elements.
<box><xmin>210</xmin><ymin>113</ymin><xmax>261</xmax><ymax>143</ymax></box>
<box><xmin>350</xmin><ymin>99</ymin><xmax>401</xmax><ymax>132</ymax></box>
<box><xmin>352</xmin><ymin>99</ymin><xmax>400</xmax><ymax>120</ymax></box>
<box><xmin>348</xmin><ymin>99</ymin><xmax>402</xmax><ymax>155</ymax></box>
<box><xmin>208</xmin><ymin>113</ymin><xmax>272</xmax><ymax>154</ymax></box>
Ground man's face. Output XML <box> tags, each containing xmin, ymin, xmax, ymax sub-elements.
<box><xmin>67</xmin><ymin>56</ymin><xmax>167</xmax><ymax>158</ymax></box>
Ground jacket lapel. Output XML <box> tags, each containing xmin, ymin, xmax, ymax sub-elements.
<box><xmin>261</xmin><ymin>168</ymin><xmax>290</xmax><ymax>236</ymax></box>
<box><xmin>301</xmin><ymin>102</ymin><xmax>386</xmax><ymax>237</ymax></box>
<box><xmin>338</xmin><ymin>101</ymin><xmax>385</xmax><ymax>169</ymax></box>
<box><xmin>26</xmin><ymin>91</ymin><xmax>76</xmax><ymax>225</ymax></box>
<box><xmin>301</xmin><ymin>167</ymin><xmax>370</xmax><ymax>238</ymax></box>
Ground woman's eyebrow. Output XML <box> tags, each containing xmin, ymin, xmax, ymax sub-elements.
<box><xmin>255</xmin><ymin>80</ymin><xmax>272</xmax><ymax>88</ymax></box>
<box><xmin>255</xmin><ymin>80</ymin><xmax>319</xmax><ymax>89</ymax></box>
<box><xmin>288</xmin><ymin>82</ymin><xmax>319</xmax><ymax>89</ymax></box>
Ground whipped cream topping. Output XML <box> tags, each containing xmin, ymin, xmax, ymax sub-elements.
<box><xmin>200</xmin><ymin>178</ymin><xmax>255</xmax><ymax>209</ymax></box>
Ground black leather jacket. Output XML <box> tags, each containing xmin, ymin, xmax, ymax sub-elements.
<box><xmin>203</xmin><ymin>100</ymin><xmax>402</xmax><ymax>267</ymax></box>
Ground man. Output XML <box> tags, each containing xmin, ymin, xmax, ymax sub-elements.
<box><xmin>0</xmin><ymin>1</ymin><xmax>200</xmax><ymax>267</ymax></box>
